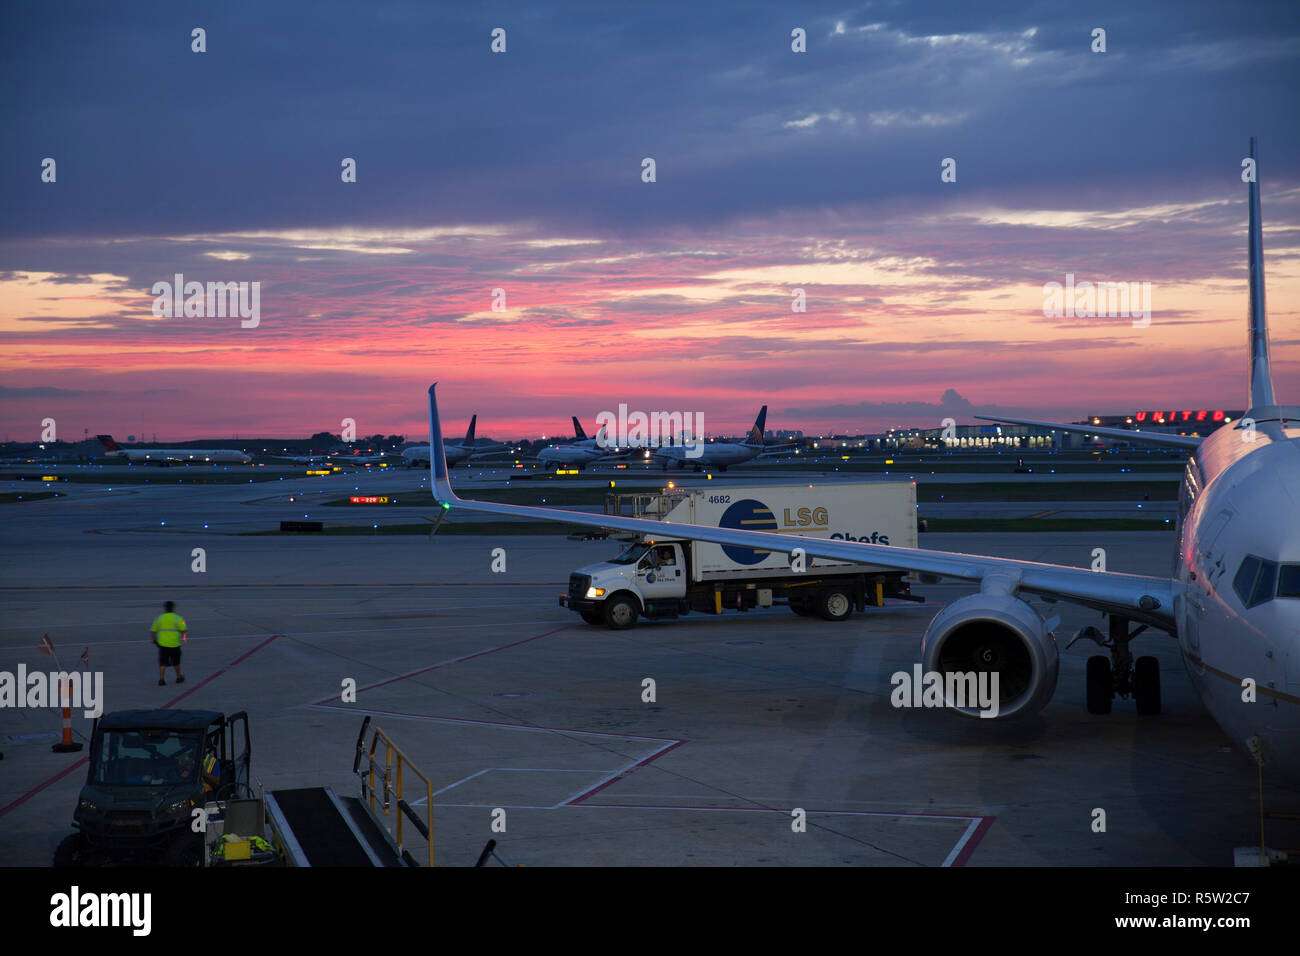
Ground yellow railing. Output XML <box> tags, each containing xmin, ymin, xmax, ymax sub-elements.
<box><xmin>362</xmin><ymin>721</ymin><xmax>434</xmax><ymax>867</ymax></box>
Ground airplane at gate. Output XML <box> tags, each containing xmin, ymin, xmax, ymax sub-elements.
<box><xmin>422</xmin><ymin>139</ymin><xmax>1299</xmax><ymax>784</ymax></box>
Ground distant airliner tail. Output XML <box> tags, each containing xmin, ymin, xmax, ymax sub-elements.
<box><xmin>572</xmin><ymin>416</ymin><xmax>588</xmax><ymax>441</ymax></box>
<box><xmin>96</xmin><ymin>435</ymin><xmax>121</xmax><ymax>453</ymax></box>
<box><xmin>1247</xmin><ymin>137</ymin><xmax>1276</xmax><ymax>411</ymax></box>
<box><xmin>464</xmin><ymin>414</ymin><xmax>477</xmax><ymax>445</ymax></box>
<box><xmin>746</xmin><ymin>405</ymin><xmax>768</xmax><ymax>445</ymax></box>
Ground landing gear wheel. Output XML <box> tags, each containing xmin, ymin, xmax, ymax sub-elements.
<box><xmin>1086</xmin><ymin>655</ymin><xmax>1113</xmax><ymax>714</ymax></box>
<box><xmin>53</xmin><ymin>833</ymin><xmax>90</xmax><ymax>867</ymax></box>
<box><xmin>603</xmin><ymin>596</ymin><xmax>639</xmax><ymax>630</ymax></box>
<box><xmin>580</xmin><ymin>608</ymin><xmax>605</xmax><ymax>626</ymax></box>
<box><xmin>817</xmin><ymin>587</ymin><xmax>853</xmax><ymax>621</ymax></box>
<box><xmin>1134</xmin><ymin>656</ymin><xmax>1161</xmax><ymax>715</ymax></box>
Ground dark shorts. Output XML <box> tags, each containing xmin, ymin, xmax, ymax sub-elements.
<box><xmin>158</xmin><ymin>645</ymin><xmax>181</xmax><ymax>667</ymax></box>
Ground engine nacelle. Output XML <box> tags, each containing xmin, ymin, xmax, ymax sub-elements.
<box><xmin>920</xmin><ymin>592</ymin><xmax>1059</xmax><ymax>719</ymax></box>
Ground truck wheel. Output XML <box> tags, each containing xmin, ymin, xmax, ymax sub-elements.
<box><xmin>603</xmin><ymin>595</ymin><xmax>639</xmax><ymax>630</ymax></box>
<box><xmin>163</xmin><ymin>833</ymin><xmax>205</xmax><ymax>867</ymax></box>
<box><xmin>580</xmin><ymin>608</ymin><xmax>605</xmax><ymax>626</ymax></box>
<box><xmin>817</xmin><ymin>587</ymin><xmax>853</xmax><ymax>621</ymax></box>
<box><xmin>53</xmin><ymin>833</ymin><xmax>90</xmax><ymax>868</ymax></box>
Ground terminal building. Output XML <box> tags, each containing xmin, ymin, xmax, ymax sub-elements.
<box><xmin>863</xmin><ymin>409</ymin><xmax>1242</xmax><ymax>452</ymax></box>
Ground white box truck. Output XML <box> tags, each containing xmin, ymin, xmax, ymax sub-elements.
<box><xmin>559</xmin><ymin>482</ymin><xmax>922</xmax><ymax>628</ymax></box>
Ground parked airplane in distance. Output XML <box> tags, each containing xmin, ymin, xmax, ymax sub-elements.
<box><xmin>653</xmin><ymin>405</ymin><xmax>794</xmax><ymax>471</ymax></box>
<box><xmin>536</xmin><ymin>417</ymin><xmax>631</xmax><ymax>470</ymax></box>
<box><xmin>96</xmin><ymin>435</ymin><xmax>251</xmax><ymax>464</ymax></box>
<box><xmin>402</xmin><ymin>414</ymin><xmax>500</xmax><ymax>467</ymax></box>
<box><xmin>423</xmin><ymin>139</ymin><xmax>1300</xmax><ymax>787</ymax></box>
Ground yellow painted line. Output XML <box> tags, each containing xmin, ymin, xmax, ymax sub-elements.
<box><xmin>1183</xmin><ymin>651</ymin><xmax>1300</xmax><ymax>706</ymax></box>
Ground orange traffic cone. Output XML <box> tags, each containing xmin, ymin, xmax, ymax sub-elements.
<box><xmin>51</xmin><ymin>676</ymin><xmax>83</xmax><ymax>753</ymax></box>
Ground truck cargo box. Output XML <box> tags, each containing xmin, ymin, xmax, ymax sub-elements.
<box><xmin>623</xmin><ymin>483</ymin><xmax>917</xmax><ymax>581</ymax></box>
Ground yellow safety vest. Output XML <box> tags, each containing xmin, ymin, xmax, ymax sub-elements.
<box><xmin>151</xmin><ymin>612</ymin><xmax>187</xmax><ymax>648</ymax></box>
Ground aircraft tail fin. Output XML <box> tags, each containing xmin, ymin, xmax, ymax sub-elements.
<box><xmin>746</xmin><ymin>406</ymin><xmax>768</xmax><ymax>445</ymax></box>
<box><xmin>96</xmin><ymin>435</ymin><xmax>120</xmax><ymax>453</ymax></box>
<box><xmin>464</xmin><ymin>414</ymin><xmax>477</xmax><ymax>446</ymax></box>
<box><xmin>1247</xmin><ymin>137</ymin><xmax>1276</xmax><ymax>411</ymax></box>
<box><xmin>572</xmin><ymin>416</ymin><xmax>588</xmax><ymax>441</ymax></box>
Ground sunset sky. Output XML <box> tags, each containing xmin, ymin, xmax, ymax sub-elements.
<box><xmin>2</xmin><ymin>2</ymin><xmax>1298</xmax><ymax>441</ymax></box>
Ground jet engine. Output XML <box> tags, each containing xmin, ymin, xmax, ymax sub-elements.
<box><xmin>920</xmin><ymin>592</ymin><xmax>1059</xmax><ymax>719</ymax></box>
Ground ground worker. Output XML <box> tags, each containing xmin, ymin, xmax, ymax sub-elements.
<box><xmin>151</xmin><ymin>600</ymin><xmax>187</xmax><ymax>686</ymax></box>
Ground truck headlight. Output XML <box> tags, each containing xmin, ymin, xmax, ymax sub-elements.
<box><xmin>586</xmin><ymin>586</ymin><xmax>606</xmax><ymax>599</ymax></box>
<box><xmin>78</xmin><ymin>798</ymin><xmax>99</xmax><ymax>813</ymax></box>
<box><xmin>166</xmin><ymin>798</ymin><xmax>191</xmax><ymax>816</ymax></box>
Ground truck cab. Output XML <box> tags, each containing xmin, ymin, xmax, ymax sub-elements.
<box><xmin>564</xmin><ymin>539</ymin><xmax>688</xmax><ymax>627</ymax></box>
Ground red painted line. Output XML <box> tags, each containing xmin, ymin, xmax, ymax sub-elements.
<box><xmin>312</xmin><ymin>702</ymin><xmax>681</xmax><ymax>744</ymax></box>
<box><xmin>573</xmin><ymin>801</ymin><xmax>982</xmax><ymax>821</ymax></box>
<box><xmin>0</xmin><ymin>757</ymin><xmax>89</xmax><ymax>819</ymax></box>
<box><xmin>567</xmin><ymin>740</ymin><xmax>686</xmax><ymax>805</ymax></box>
<box><xmin>312</xmin><ymin>624</ymin><xmax>573</xmax><ymax>704</ymax></box>
<box><xmin>162</xmin><ymin>634</ymin><xmax>280</xmax><ymax>708</ymax></box>
<box><xmin>0</xmin><ymin>634</ymin><xmax>280</xmax><ymax>820</ymax></box>
<box><xmin>950</xmin><ymin>815</ymin><xmax>996</xmax><ymax>867</ymax></box>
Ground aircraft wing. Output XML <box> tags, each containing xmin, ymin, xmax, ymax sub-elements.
<box><xmin>973</xmin><ymin>415</ymin><xmax>1201</xmax><ymax>450</ymax></box>
<box><xmin>429</xmin><ymin>386</ymin><xmax>1178</xmax><ymax>631</ymax></box>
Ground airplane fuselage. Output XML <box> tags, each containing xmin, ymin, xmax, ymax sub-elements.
<box><xmin>654</xmin><ymin>442</ymin><xmax>760</xmax><ymax>468</ymax></box>
<box><xmin>115</xmin><ymin>448</ymin><xmax>250</xmax><ymax>464</ymax></box>
<box><xmin>1174</xmin><ymin>414</ymin><xmax>1300</xmax><ymax>778</ymax></box>
<box><xmin>404</xmin><ymin>444</ymin><xmax>472</xmax><ymax>466</ymax></box>
<box><xmin>537</xmin><ymin>442</ymin><xmax>610</xmax><ymax>466</ymax></box>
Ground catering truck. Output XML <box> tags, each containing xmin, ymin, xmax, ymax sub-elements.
<box><xmin>560</xmin><ymin>483</ymin><xmax>921</xmax><ymax>628</ymax></box>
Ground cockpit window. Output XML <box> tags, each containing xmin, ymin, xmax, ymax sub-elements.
<box><xmin>1278</xmin><ymin>565</ymin><xmax>1300</xmax><ymax>598</ymax></box>
<box><xmin>1233</xmin><ymin>556</ymin><xmax>1261</xmax><ymax>606</ymax></box>
<box><xmin>1252</xmin><ymin>561</ymin><xmax>1278</xmax><ymax>607</ymax></box>
<box><xmin>1233</xmin><ymin>555</ymin><xmax>1281</xmax><ymax>608</ymax></box>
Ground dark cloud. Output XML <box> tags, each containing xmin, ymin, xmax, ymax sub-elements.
<box><xmin>3</xmin><ymin>2</ymin><xmax>1298</xmax><ymax>240</ymax></box>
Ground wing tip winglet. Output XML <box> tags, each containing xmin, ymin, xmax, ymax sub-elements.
<box><xmin>427</xmin><ymin>383</ymin><xmax>459</xmax><ymax>503</ymax></box>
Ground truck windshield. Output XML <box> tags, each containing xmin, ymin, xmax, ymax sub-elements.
<box><xmin>90</xmin><ymin>729</ymin><xmax>203</xmax><ymax>787</ymax></box>
<box><xmin>610</xmin><ymin>543</ymin><xmax>650</xmax><ymax>565</ymax></box>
